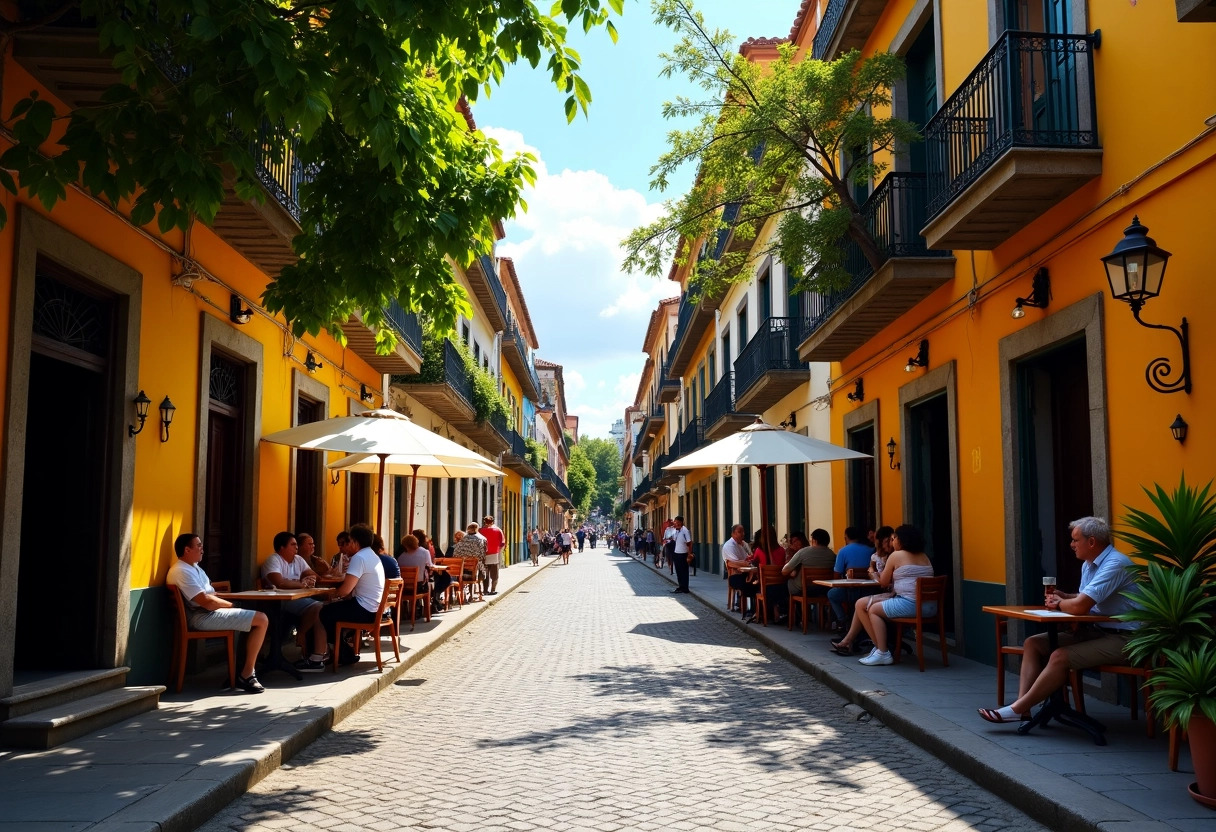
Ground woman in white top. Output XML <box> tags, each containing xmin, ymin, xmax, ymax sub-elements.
<box><xmin>853</xmin><ymin>524</ymin><xmax>935</xmax><ymax>667</ymax></box>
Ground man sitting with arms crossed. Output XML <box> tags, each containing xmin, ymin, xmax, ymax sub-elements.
<box><xmin>979</xmin><ymin>516</ymin><xmax>1140</xmax><ymax>724</ymax></box>
<box><xmin>168</xmin><ymin>533</ymin><xmax>269</xmax><ymax>693</ymax></box>
<box><xmin>260</xmin><ymin>531</ymin><xmax>329</xmax><ymax>671</ymax></box>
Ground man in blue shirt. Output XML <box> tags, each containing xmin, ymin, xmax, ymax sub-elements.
<box><xmin>979</xmin><ymin>516</ymin><xmax>1140</xmax><ymax>723</ymax></box>
<box><xmin>827</xmin><ymin>526</ymin><xmax>875</xmax><ymax>629</ymax></box>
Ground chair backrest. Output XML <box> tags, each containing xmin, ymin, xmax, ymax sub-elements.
<box><xmin>377</xmin><ymin>578</ymin><xmax>404</xmax><ymax>617</ymax></box>
<box><xmin>758</xmin><ymin>564</ymin><xmax>784</xmax><ymax>592</ymax></box>
<box><xmin>399</xmin><ymin>566</ymin><xmax>422</xmax><ymax>593</ymax></box>
<box><xmin>916</xmin><ymin>575</ymin><xmax>949</xmax><ymax>610</ymax></box>
<box><xmin>169</xmin><ymin>584</ymin><xmax>189</xmax><ymax>634</ymax></box>
<box><xmin>211</xmin><ymin>580</ymin><xmax>231</xmax><ymax>592</ymax></box>
<box><xmin>800</xmin><ymin>566</ymin><xmax>833</xmax><ymax>595</ymax></box>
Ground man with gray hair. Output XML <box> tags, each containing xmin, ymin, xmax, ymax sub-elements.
<box><xmin>978</xmin><ymin>516</ymin><xmax>1139</xmax><ymax>724</ymax></box>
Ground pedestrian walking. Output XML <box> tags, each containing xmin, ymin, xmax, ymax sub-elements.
<box><xmin>666</xmin><ymin>516</ymin><xmax>693</xmax><ymax>593</ymax></box>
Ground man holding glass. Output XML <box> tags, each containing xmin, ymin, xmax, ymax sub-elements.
<box><xmin>978</xmin><ymin>516</ymin><xmax>1139</xmax><ymax>724</ymax></box>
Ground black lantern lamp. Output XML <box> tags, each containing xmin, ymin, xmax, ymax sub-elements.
<box><xmin>360</xmin><ymin>383</ymin><xmax>375</xmax><ymax>402</ymax></box>
<box><xmin>1012</xmin><ymin>268</ymin><xmax>1051</xmax><ymax>319</ymax></box>
<box><xmin>1101</xmin><ymin>216</ymin><xmax>1190</xmax><ymax>394</ymax></box>
<box><xmin>229</xmin><ymin>294</ymin><xmax>253</xmax><ymax>325</ymax></box>
<box><xmin>886</xmin><ymin>437</ymin><xmax>901</xmax><ymax>470</ymax></box>
<box><xmin>1170</xmin><ymin>414</ymin><xmax>1188</xmax><ymax>443</ymax></box>
<box><xmin>159</xmin><ymin>396</ymin><xmax>176</xmax><ymax>442</ymax></box>
<box><xmin>128</xmin><ymin>390</ymin><xmax>152</xmax><ymax>437</ymax></box>
<box><xmin>904</xmin><ymin>340</ymin><xmax>929</xmax><ymax>373</ymax></box>
<box><xmin>846</xmin><ymin>378</ymin><xmax>864</xmax><ymax>403</ymax></box>
<box><xmin>304</xmin><ymin>351</ymin><xmax>323</xmax><ymax>373</ymax></box>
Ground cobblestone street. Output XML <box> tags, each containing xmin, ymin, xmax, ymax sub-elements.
<box><xmin>198</xmin><ymin>549</ymin><xmax>1047</xmax><ymax>832</ymax></box>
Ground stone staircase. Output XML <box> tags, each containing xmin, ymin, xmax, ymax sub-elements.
<box><xmin>0</xmin><ymin>668</ymin><xmax>164</xmax><ymax>749</ymax></box>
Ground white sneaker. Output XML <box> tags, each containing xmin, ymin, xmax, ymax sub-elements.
<box><xmin>859</xmin><ymin>650</ymin><xmax>894</xmax><ymax>666</ymax></box>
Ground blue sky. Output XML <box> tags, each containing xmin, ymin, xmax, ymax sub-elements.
<box><xmin>472</xmin><ymin>0</ymin><xmax>799</xmax><ymax>439</ymax></box>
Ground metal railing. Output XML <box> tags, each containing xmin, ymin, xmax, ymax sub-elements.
<box><xmin>542</xmin><ymin>460</ymin><xmax>573</xmax><ymax>503</ymax></box>
<box><xmin>734</xmin><ymin>317</ymin><xmax>808</xmax><ymax>395</ymax></box>
<box><xmin>800</xmin><ymin>172</ymin><xmax>949</xmax><ymax>342</ymax></box>
<box><xmin>660</xmin><ymin>351</ymin><xmax>680</xmax><ymax>388</ymax></box>
<box><xmin>503</xmin><ymin>313</ymin><xmax>542</xmax><ymax>394</ymax></box>
<box><xmin>382</xmin><ymin>299</ymin><xmax>422</xmax><ymax>354</ymax></box>
<box><xmin>650</xmin><ymin>403</ymin><xmax>665</xmax><ymax>420</ymax></box>
<box><xmin>393</xmin><ymin>338</ymin><xmax>473</xmax><ymax>407</ymax></box>
<box><xmin>489</xmin><ymin>410</ymin><xmax>510</xmax><ymax>441</ymax></box>
<box><xmin>250</xmin><ymin>123</ymin><xmax>313</xmax><ymax>223</ymax></box>
<box><xmin>632</xmin><ymin>474</ymin><xmax>652</xmax><ymax>504</ymax></box>
<box><xmin>924</xmin><ymin>31</ymin><xmax>1098</xmax><ymax>219</ymax></box>
<box><xmin>709</xmin><ymin>201</ymin><xmax>742</xmax><ymax>260</ymax></box>
<box><xmin>680</xmin><ymin>416</ymin><xmax>704</xmax><ymax>457</ymax></box>
<box><xmin>478</xmin><ymin>253</ymin><xmax>509</xmax><ymax>321</ymax></box>
<box><xmin>703</xmin><ymin>372</ymin><xmax>738</xmax><ymax>432</ymax></box>
<box><xmin>812</xmin><ymin>0</ymin><xmax>850</xmax><ymax>60</ymax></box>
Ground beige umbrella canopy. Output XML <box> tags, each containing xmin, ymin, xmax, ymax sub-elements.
<box><xmin>665</xmin><ymin>418</ymin><xmax>871</xmax><ymax>554</ymax></box>
<box><xmin>262</xmin><ymin>408</ymin><xmax>496</xmax><ymax>531</ymax></box>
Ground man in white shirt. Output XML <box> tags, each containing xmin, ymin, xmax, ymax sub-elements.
<box><xmin>319</xmin><ymin>524</ymin><xmax>387</xmax><ymax>666</ymax></box>
<box><xmin>167</xmin><ymin>533</ymin><xmax>269</xmax><ymax>693</ymax></box>
<box><xmin>721</xmin><ymin>524</ymin><xmax>751</xmax><ymax>565</ymax></box>
<box><xmin>667</xmin><ymin>515</ymin><xmax>693</xmax><ymax>593</ymax></box>
<box><xmin>260</xmin><ymin>531</ymin><xmax>328</xmax><ymax>671</ymax></box>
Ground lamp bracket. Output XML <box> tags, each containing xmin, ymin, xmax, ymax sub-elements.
<box><xmin>1016</xmin><ymin>268</ymin><xmax>1052</xmax><ymax>310</ymax></box>
<box><xmin>1131</xmin><ymin>307</ymin><xmax>1191</xmax><ymax>394</ymax></box>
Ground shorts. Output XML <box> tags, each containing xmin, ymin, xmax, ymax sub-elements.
<box><xmin>1026</xmin><ymin>628</ymin><xmax>1133</xmax><ymax>670</ymax></box>
<box><xmin>282</xmin><ymin>597</ymin><xmax>322</xmax><ymax>617</ymax></box>
<box><xmin>882</xmin><ymin>595</ymin><xmax>938</xmax><ymax>619</ymax></box>
<box><xmin>189</xmin><ymin>607</ymin><xmax>257</xmax><ymax>632</ymax></box>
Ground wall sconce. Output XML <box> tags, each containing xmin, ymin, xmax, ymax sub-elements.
<box><xmin>128</xmin><ymin>390</ymin><xmax>152</xmax><ymax>437</ymax></box>
<box><xmin>904</xmin><ymin>340</ymin><xmax>929</xmax><ymax>373</ymax></box>
<box><xmin>159</xmin><ymin>396</ymin><xmax>176</xmax><ymax>442</ymax></box>
<box><xmin>1170</xmin><ymin>414</ymin><xmax>1188</xmax><ymax>443</ymax></box>
<box><xmin>779</xmin><ymin>411</ymin><xmax>797</xmax><ymax>429</ymax></box>
<box><xmin>846</xmin><ymin>378</ymin><xmax>864</xmax><ymax>403</ymax></box>
<box><xmin>886</xmin><ymin>437</ymin><xmax>901</xmax><ymax>470</ymax></box>
<box><xmin>360</xmin><ymin>384</ymin><xmax>375</xmax><ymax>403</ymax></box>
<box><xmin>1012</xmin><ymin>268</ymin><xmax>1051</xmax><ymax>319</ymax></box>
<box><xmin>304</xmin><ymin>351</ymin><xmax>323</xmax><ymax>373</ymax></box>
<box><xmin>1100</xmin><ymin>216</ymin><xmax>1190</xmax><ymax>394</ymax></box>
<box><xmin>229</xmin><ymin>294</ymin><xmax>253</xmax><ymax>325</ymax></box>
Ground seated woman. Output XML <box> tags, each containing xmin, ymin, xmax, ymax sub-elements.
<box><xmin>373</xmin><ymin>534</ymin><xmax>401</xmax><ymax>579</ymax></box>
<box><xmin>732</xmin><ymin>531</ymin><xmax>780</xmax><ymax>622</ymax></box>
<box><xmin>831</xmin><ymin>524</ymin><xmax>935</xmax><ymax>665</ymax></box>
<box><xmin>396</xmin><ymin>533</ymin><xmax>434</xmax><ymax>614</ymax></box>
<box><xmin>411</xmin><ymin>529</ymin><xmax>451</xmax><ymax>611</ymax></box>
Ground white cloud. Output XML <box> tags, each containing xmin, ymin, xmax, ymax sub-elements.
<box><xmin>614</xmin><ymin>372</ymin><xmax>641</xmax><ymax>399</ymax></box>
<box><xmin>565</xmin><ymin>368</ymin><xmax>587</xmax><ymax>393</ymax></box>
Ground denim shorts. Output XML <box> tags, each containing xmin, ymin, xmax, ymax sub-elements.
<box><xmin>882</xmin><ymin>595</ymin><xmax>938</xmax><ymax>618</ymax></box>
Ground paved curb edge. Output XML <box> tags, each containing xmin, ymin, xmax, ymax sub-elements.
<box><xmin>629</xmin><ymin>554</ymin><xmax>1159</xmax><ymax>832</ymax></box>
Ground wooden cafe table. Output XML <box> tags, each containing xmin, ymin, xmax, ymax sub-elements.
<box><xmin>215</xmin><ymin>587</ymin><xmax>333</xmax><ymax>680</ymax></box>
<box><xmin>982</xmin><ymin>604</ymin><xmax>1115</xmax><ymax>745</ymax></box>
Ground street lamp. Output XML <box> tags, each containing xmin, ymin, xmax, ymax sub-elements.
<box><xmin>1100</xmin><ymin>216</ymin><xmax>1190</xmax><ymax>394</ymax></box>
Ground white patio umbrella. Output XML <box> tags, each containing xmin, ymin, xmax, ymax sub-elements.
<box><xmin>665</xmin><ymin>418</ymin><xmax>871</xmax><ymax>555</ymax></box>
<box><xmin>262</xmin><ymin>408</ymin><xmax>496</xmax><ymax>532</ymax></box>
<box><xmin>327</xmin><ymin>453</ymin><xmax>503</xmax><ymax>531</ymax></box>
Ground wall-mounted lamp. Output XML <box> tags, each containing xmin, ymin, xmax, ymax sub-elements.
<box><xmin>887</xmin><ymin>437</ymin><xmax>901</xmax><ymax>470</ymax></box>
<box><xmin>904</xmin><ymin>340</ymin><xmax>929</xmax><ymax>373</ymax></box>
<box><xmin>1100</xmin><ymin>216</ymin><xmax>1190</xmax><ymax>394</ymax></box>
<box><xmin>846</xmin><ymin>378</ymin><xmax>865</xmax><ymax>403</ymax></box>
<box><xmin>159</xmin><ymin>396</ymin><xmax>176</xmax><ymax>442</ymax></box>
<box><xmin>1012</xmin><ymin>268</ymin><xmax>1051</xmax><ymax>319</ymax></box>
<box><xmin>229</xmin><ymin>294</ymin><xmax>253</xmax><ymax>325</ymax></box>
<box><xmin>360</xmin><ymin>384</ymin><xmax>375</xmax><ymax>403</ymax></box>
<box><xmin>1170</xmin><ymin>414</ymin><xmax>1188</xmax><ymax>443</ymax></box>
<box><xmin>304</xmin><ymin>351</ymin><xmax>323</xmax><ymax>373</ymax></box>
<box><xmin>779</xmin><ymin>412</ymin><xmax>797</xmax><ymax>429</ymax></box>
<box><xmin>129</xmin><ymin>390</ymin><xmax>152</xmax><ymax>437</ymax></box>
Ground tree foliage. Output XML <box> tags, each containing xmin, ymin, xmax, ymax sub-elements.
<box><xmin>0</xmin><ymin>0</ymin><xmax>622</xmax><ymax>341</ymax></box>
<box><xmin>580</xmin><ymin>436</ymin><xmax>622</xmax><ymax>514</ymax></box>
<box><xmin>567</xmin><ymin>442</ymin><xmax>597</xmax><ymax>515</ymax></box>
<box><xmin>622</xmin><ymin>0</ymin><xmax>919</xmax><ymax>299</ymax></box>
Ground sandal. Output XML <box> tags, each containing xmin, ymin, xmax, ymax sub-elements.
<box><xmin>831</xmin><ymin>642</ymin><xmax>856</xmax><ymax>656</ymax></box>
<box><xmin>977</xmin><ymin>707</ymin><xmax>1025</xmax><ymax>724</ymax></box>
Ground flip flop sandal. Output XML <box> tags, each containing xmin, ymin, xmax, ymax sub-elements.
<box><xmin>832</xmin><ymin>644</ymin><xmax>856</xmax><ymax>656</ymax></box>
<box><xmin>977</xmin><ymin>708</ymin><xmax>1025</xmax><ymax>724</ymax></box>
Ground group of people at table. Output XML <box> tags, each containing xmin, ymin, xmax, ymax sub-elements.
<box><xmin>167</xmin><ymin>515</ymin><xmax>509</xmax><ymax>693</ymax></box>
<box><xmin>714</xmin><ymin>514</ymin><xmax>1141</xmax><ymax>732</ymax></box>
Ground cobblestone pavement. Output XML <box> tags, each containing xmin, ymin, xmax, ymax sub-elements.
<box><xmin>198</xmin><ymin>547</ymin><xmax>1048</xmax><ymax>832</ymax></box>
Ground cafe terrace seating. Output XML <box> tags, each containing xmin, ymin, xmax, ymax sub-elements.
<box><xmin>169</xmin><ymin>581</ymin><xmax>235</xmax><ymax>693</ymax></box>
<box><xmin>891</xmin><ymin>574</ymin><xmax>950</xmax><ymax>672</ymax></box>
<box><xmin>332</xmin><ymin>578</ymin><xmax>404</xmax><ymax>672</ymax></box>
<box><xmin>788</xmin><ymin>566</ymin><xmax>833</xmax><ymax>633</ymax></box>
<box><xmin>398</xmin><ymin>566</ymin><xmax>430</xmax><ymax>631</ymax></box>
<box><xmin>435</xmin><ymin>557</ymin><xmax>467</xmax><ymax>610</ymax></box>
<box><xmin>754</xmin><ymin>565</ymin><xmax>785</xmax><ymax>626</ymax></box>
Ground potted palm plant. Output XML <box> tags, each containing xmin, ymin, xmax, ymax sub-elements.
<box><xmin>1116</xmin><ymin>475</ymin><xmax>1216</xmax><ymax>807</ymax></box>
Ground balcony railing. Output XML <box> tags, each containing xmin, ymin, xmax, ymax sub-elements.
<box><xmin>382</xmin><ymin>299</ymin><xmax>422</xmax><ymax>355</ymax></box>
<box><xmin>542</xmin><ymin>460</ymin><xmax>573</xmax><ymax>504</ymax></box>
<box><xmin>680</xmin><ymin>416</ymin><xmax>704</xmax><ymax>457</ymax></box>
<box><xmin>393</xmin><ymin>338</ymin><xmax>473</xmax><ymax>406</ymax></box>
<box><xmin>704</xmin><ymin>372</ymin><xmax>739</xmax><ymax>432</ymax></box>
<box><xmin>250</xmin><ymin>125</ymin><xmax>313</xmax><ymax>223</ymax></box>
<box><xmin>800</xmin><ymin>172</ymin><xmax>948</xmax><ymax>343</ymax></box>
<box><xmin>734</xmin><ymin>317</ymin><xmax>807</xmax><ymax>393</ymax></box>
<box><xmin>924</xmin><ymin>31</ymin><xmax>1098</xmax><ymax>220</ymax></box>
<box><xmin>489</xmin><ymin>410</ymin><xmax>511</xmax><ymax>442</ymax></box>
<box><xmin>812</xmin><ymin>0</ymin><xmax>849</xmax><ymax>59</ymax></box>
<box><xmin>479</xmin><ymin>253</ymin><xmax>509</xmax><ymax>321</ymax></box>
<box><xmin>632</xmin><ymin>474</ymin><xmax>652</xmax><ymax>505</ymax></box>
<box><xmin>503</xmin><ymin>313</ymin><xmax>542</xmax><ymax>397</ymax></box>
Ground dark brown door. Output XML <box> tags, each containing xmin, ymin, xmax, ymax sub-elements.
<box><xmin>204</xmin><ymin>353</ymin><xmax>245</xmax><ymax>583</ymax></box>
<box><xmin>294</xmin><ymin>396</ymin><xmax>324</xmax><ymax>540</ymax></box>
<box><xmin>847</xmin><ymin>426</ymin><xmax>877</xmax><ymax>531</ymax></box>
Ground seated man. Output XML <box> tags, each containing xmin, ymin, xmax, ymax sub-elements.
<box><xmin>168</xmin><ymin>533</ymin><xmax>269</xmax><ymax>693</ymax></box>
<box><xmin>782</xmin><ymin>528</ymin><xmax>835</xmax><ymax>602</ymax></box>
<box><xmin>320</xmin><ymin>523</ymin><xmax>386</xmax><ymax>666</ymax></box>
<box><xmin>298</xmin><ymin>531</ymin><xmax>330</xmax><ymax>576</ymax></box>
<box><xmin>979</xmin><ymin>517</ymin><xmax>1140</xmax><ymax>723</ymax></box>
<box><xmin>827</xmin><ymin>526</ymin><xmax>875</xmax><ymax>630</ymax></box>
<box><xmin>261</xmin><ymin>531</ymin><xmax>329</xmax><ymax>671</ymax></box>
<box><xmin>330</xmin><ymin>530</ymin><xmax>354</xmax><ymax>577</ymax></box>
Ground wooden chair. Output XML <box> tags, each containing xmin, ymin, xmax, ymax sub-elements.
<box><xmin>789</xmin><ymin>567</ymin><xmax>833</xmax><ymax>633</ymax></box>
<box><xmin>891</xmin><ymin>575</ymin><xmax>950</xmax><ymax>671</ymax></box>
<box><xmin>463</xmin><ymin>557</ymin><xmax>484</xmax><ymax>603</ymax></box>
<box><xmin>168</xmin><ymin>583</ymin><xmax>235</xmax><ymax>693</ymax></box>
<box><xmin>725</xmin><ymin>561</ymin><xmax>746</xmax><ymax>612</ymax></box>
<box><xmin>332</xmin><ymin>578</ymin><xmax>403</xmax><ymax>672</ymax></box>
<box><xmin>754</xmin><ymin>565</ymin><xmax>785</xmax><ymax>626</ymax></box>
<box><xmin>434</xmin><ymin>558</ymin><xmax>463</xmax><ymax>610</ymax></box>
<box><xmin>398</xmin><ymin>567</ymin><xmax>431</xmax><ymax>631</ymax></box>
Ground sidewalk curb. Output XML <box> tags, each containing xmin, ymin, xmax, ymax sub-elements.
<box><xmin>628</xmin><ymin>553</ymin><xmax>1160</xmax><ymax>832</ymax></box>
<box><xmin>116</xmin><ymin>557</ymin><xmax>559</xmax><ymax>832</ymax></box>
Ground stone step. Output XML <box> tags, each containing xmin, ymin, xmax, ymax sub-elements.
<box><xmin>0</xmin><ymin>667</ymin><xmax>129</xmax><ymax>720</ymax></box>
<box><xmin>0</xmin><ymin>685</ymin><xmax>165</xmax><ymax>749</ymax></box>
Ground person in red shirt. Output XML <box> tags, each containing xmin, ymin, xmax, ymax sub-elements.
<box><xmin>479</xmin><ymin>515</ymin><xmax>505</xmax><ymax>596</ymax></box>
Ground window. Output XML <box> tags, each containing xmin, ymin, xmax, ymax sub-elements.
<box><xmin>462</xmin><ymin>323</ymin><xmax>470</xmax><ymax>344</ymax></box>
<box><xmin>474</xmin><ymin>341</ymin><xmax>481</xmax><ymax>363</ymax></box>
<box><xmin>708</xmin><ymin>349</ymin><xmax>716</xmax><ymax>384</ymax></box>
<box><xmin>758</xmin><ymin>267</ymin><xmax>771</xmax><ymax>322</ymax></box>
<box><xmin>736</xmin><ymin>306</ymin><xmax>748</xmax><ymax>346</ymax></box>
<box><xmin>722</xmin><ymin>331</ymin><xmax>731</xmax><ymax>366</ymax></box>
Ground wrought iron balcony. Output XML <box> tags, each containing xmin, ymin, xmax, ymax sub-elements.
<box><xmin>541</xmin><ymin>460</ymin><xmax>573</xmax><ymax>505</ymax></box>
<box><xmin>341</xmin><ymin>297</ymin><xmax>424</xmax><ymax>375</ymax></box>
<box><xmin>811</xmin><ymin>0</ymin><xmax>886</xmax><ymax>62</ymax></box>
<box><xmin>461</xmin><ymin>408</ymin><xmax>511</xmax><ymax>457</ymax></box>
<box><xmin>646</xmin><ymin>403</ymin><xmax>666</xmax><ymax>435</ymax></box>
<box><xmin>733</xmin><ymin>317</ymin><xmax>809</xmax><ymax>412</ymax></box>
<box><xmin>390</xmin><ymin>338</ymin><xmax>475</xmax><ymax>423</ymax></box>
<box><xmin>680</xmin><ymin>416</ymin><xmax>705</xmax><ymax>458</ymax></box>
<box><xmin>666</xmin><ymin>289</ymin><xmax>721</xmax><ymax>379</ymax></box>
<box><xmin>464</xmin><ymin>253</ymin><xmax>509</xmax><ymax>332</ymax></box>
<box><xmin>658</xmin><ymin>352</ymin><xmax>681</xmax><ymax>402</ymax></box>
<box><xmin>632</xmin><ymin>474</ymin><xmax>653</xmax><ymax>507</ymax></box>
<box><xmin>921</xmin><ymin>31</ymin><xmax>1101</xmax><ymax>250</ymax></box>
<box><xmin>503</xmin><ymin>429</ymin><xmax>541</xmax><ymax>479</ymax></box>
<box><xmin>383</xmin><ymin>299</ymin><xmax>422</xmax><ymax>355</ymax></box>
<box><xmin>703</xmin><ymin>372</ymin><xmax>754</xmax><ymax>441</ymax></box>
<box><xmin>502</xmin><ymin>314</ymin><xmax>541</xmax><ymax>401</ymax></box>
<box><xmin>798</xmin><ymin>172</ymin><xmax>954</xmax><ymax>363</ymax></box>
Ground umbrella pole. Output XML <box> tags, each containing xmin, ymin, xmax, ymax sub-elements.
<box><xmin>376</xmin><ymin>453</ymin><xmax>387</xmax><ymax>536</ymax></box>
<box><xmin>758</xmin><ymin>464</ymin><xmax>772</xmax><ymax>557</ymax></box>
<box><xmin>407</xmin><ymin>463</ymin><xmax>420</xmax><ymax>533</ymax></box>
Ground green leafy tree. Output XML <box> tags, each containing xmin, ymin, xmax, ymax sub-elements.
<box><xmin>567</xmin><ymin>443</ymin><xmax>598</xmax><ymax>515</ymax></box>
<box><xmin>622</xmin><ymin>0</ymin><xmax>918</xmax><ymax>299</ymax></box>
<box><xmin>580</xmin><ymin>436</ymin><xmax>622</xmax><ymax>514</ymax></box>
<box><xmin>0</xmin><ymin>0</ymin><xmax>623</xmax><ymax>341</ymax></box>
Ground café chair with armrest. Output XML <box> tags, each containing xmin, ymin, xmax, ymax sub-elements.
<box><xmin>398</xmin><ymin>566</ymin><xmax>430</xmax><ymax>631</ymax></box>
<box><xmin>891</xmin><ymin>575</ymin><xmax>950</xmax><ymax>672</ymax></box>
<box><xmin>754</xmin><ymin>565</ymin><xmax>785</xmax><ymax>627</ymax></box>
<box><xmin>789</xmin><ymin>567</ymin><xmax>833</xmax><ymax>633</ymax></box>
<box><xmin>168</xmin><ymin>582</ymin><xmax>236</xmax><ymax>693</ymax></box>
<box><xmin>332</xmin><ymin>578</ymin><xmax>403</xmax><ymax>673</ymax></box>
